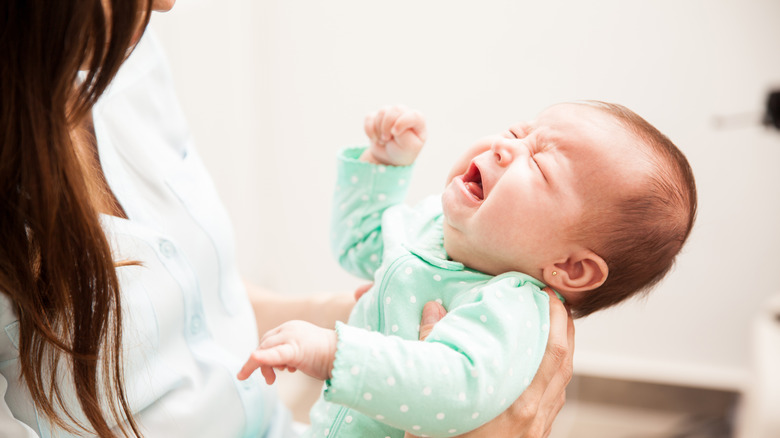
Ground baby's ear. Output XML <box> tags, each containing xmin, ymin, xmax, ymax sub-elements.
<box><xmin>542</xmin><ymin>250</ymin><xmax>608</xmax><ymax>294</ymax></box>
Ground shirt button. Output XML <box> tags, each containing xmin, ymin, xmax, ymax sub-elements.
<box><xmin>191</xmin><ymin>314</ymin><xmax>203</xmax><ymax>335</ymax></box>
<box><xmin>159</xmin><ymin>240</ymin><xmax>176</xmax><ymax>258</ymax></box>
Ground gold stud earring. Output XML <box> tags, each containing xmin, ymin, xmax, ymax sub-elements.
<box><xmin>552</xmin><ymin>271</ymin><xmax>558</xmax><ymax>276</ymax></box>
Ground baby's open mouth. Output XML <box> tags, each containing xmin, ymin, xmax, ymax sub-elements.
<box><xmin>463</xmin><ymin>162</ymin><xmax>484</xmax><ymax>200</ymax></box>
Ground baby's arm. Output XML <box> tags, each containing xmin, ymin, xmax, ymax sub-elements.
<box><xmin>323</xmin><ymin>280</ymin><xmax>552</xmax><ymax>436</ymax></box>
<box><xmin>238</xmin><ymin>280</ymin><xmax>551</xmax><ymax>436</ymax></box>
<box><xmin>331</xmin><ymin>106</ymin><xmax>426</xmax><ymax>278</ymax></box>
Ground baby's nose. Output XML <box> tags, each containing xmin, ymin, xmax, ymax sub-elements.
<box><xmin>490</xmin><ymin>138</ymin><xmax>519</xmax><ymax>166</ymax></box>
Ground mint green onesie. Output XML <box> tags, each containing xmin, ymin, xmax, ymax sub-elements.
<box><xmin>306</xmin><ymin>147</ymin><xmax>557</xmax><ymax>437</ymax></box>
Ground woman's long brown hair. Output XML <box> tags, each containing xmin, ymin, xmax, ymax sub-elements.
<box><xmin>0</xmin><ymin>1</ymin><xmax>152</xmax><ymax>436</ymax></box>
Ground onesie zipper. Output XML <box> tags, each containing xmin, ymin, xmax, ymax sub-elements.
<box><xmin>327</xmin><ymin>405</ymin><xmax>349</xmax><ymax>437</ymax></box>
<box><xmin>375</xmin><ymin>254</ymin><xmax>414</xmax><ymax>333</ymax></box>
<box><xmin>326</xmin><ymin>254</ymin><xmax>413</xmax><ymax>436</ymax></box>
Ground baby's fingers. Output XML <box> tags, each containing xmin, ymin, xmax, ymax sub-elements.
<box><xmin>380</xmin><ymin>105</ymin><xmax>405</xmax><ymax>141</ymax></box>
<box><xmin>260</xmin><ymin>365</ymin><xmax>277</xmax><ymax>385</ymax></box>
<box><xmin>237</xmin><ymin>358</ymin><xmax>260</xmax><ymax>381</ymax></box>
<box><xmin>237</xmin><ymin>344</ymin><xmax>297</xmax><ymax>381</ymax></box>
<box><xmin>364</xmin><ymin>112</ymin><xmax>379</xmax><ymax>142</ymax></box>
<box><xmin>391</xmin><ymin>110</ymin><xmax>427</xmax><ymax>143</ymax></box>
<box><xmin>373</xmin><ymin>108</ymin><xmax>387</xmax><ymax>143</ymax></box>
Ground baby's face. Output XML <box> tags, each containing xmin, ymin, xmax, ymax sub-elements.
<box><xmin>441</xmin><ymin>103</ymin><xmax>651</xmax><ymax>279</ymax></box>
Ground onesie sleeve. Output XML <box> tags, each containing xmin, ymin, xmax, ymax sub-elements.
<box><xmin>324</xmin><ymin>276</ymin><xmax>553</xmax><ymax>437</ymax></box>
<box><xmin>331</xmin><ymin>147</ymin><xmax>414</xmax><ymax>279</ymax></box>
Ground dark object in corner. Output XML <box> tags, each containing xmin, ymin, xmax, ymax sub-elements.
<box><xmin>764</xmin><ymin>90</ymin><xmax>780</xmax><ymax>130</ymax></box>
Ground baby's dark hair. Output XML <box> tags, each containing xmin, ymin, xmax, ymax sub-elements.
<box><xmin>570</xmin><ymin>101</ymin><xmax>697</xmax><ymax>318</ymax></box>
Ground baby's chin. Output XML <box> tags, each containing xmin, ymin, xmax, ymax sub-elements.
<box><xmin>441</xmin><ymin>220</ymin><xmax>469</xmax><ymax>265</ymax></box>
<box><xmin>442</xmin><ymin>225</ymin><xmax>500</xmax><ymax>275</ymax></box>
<box><xmin>443</xmin><ymin>221</ymin><xmax>546</xmax><ymax>279</ymax></box>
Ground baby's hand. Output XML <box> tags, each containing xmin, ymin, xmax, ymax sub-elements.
<box><xmin>363</xmin><ymin>105</ymin><xmax>427</xmax><ymax>166</ymax></box>
<box><xmin>237</xmin><ymin>320</ymin><xmax>338</xmax><ymax>385</ymax></box>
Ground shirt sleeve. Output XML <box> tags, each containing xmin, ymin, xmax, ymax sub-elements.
<box><xmin>330</xmin><ymin>147</ymin><xmax>414</xmax><ymax>280</ymax></box>
<box><xmin>324</xmin><ymin>277</ymin><xmax>553</xmax><ymax>437</ymax></box>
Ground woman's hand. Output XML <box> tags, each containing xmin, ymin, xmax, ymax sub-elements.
<box><xmin>406</xmin><ymin>288</ymin><xmax>574</xmax><ymax>438</ymax></box>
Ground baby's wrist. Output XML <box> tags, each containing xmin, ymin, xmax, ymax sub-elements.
<box><xmin>326</xmin><ymin>329</ymin><xmax>339</xmax><ymax>379</ymax></box>
<box><xmin>359</xmin><ymin>148</ymin><xmax>388</xmax><ymax>165</ymax></box>
<box><xmin>359</xmin><ymin>147</ymin><xmax>417</xmax><ymax>167</ymax></box>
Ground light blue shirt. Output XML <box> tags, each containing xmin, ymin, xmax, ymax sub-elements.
<box><xmin>0</xmin><ymin>32</ymin><xmax>294</xmax><ymax>438</ymax></box>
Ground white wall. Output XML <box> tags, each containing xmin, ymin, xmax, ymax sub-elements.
<box><xmin>151</xmin><ymin>0</ymin><xmax>780</xmax><ymax>391</ymax></box>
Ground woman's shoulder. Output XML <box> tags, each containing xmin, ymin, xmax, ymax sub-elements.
<box><xmin>92</xmin><ymin>28</ymin><xmax>192</xmax><ymax>173</ymax></box>
<box><xmin>97</xmin><ymin>30</ymin><xmax>170</xmax><ymax>105</ymax></box>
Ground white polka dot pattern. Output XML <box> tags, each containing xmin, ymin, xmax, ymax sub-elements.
<box><xmin>324</xmin><ymin>149</ymin><xmax>556</xmax><ymax>437</ymax></box>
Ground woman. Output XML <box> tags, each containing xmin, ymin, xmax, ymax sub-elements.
<box><xmin>0</xmin><ymin>1</ymin><xmax>573</xmax><ymax>436</ymax></box>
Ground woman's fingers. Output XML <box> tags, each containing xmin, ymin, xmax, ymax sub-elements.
<box><xmin>513</xmin><ymin>287</ymin><xmax>574</xmax><ymax>436</ymax></box>
<box><xmin>353</xmin><ymin>282</ymin><xmax>373</xmax><ymax>301</ymax></box>
<box><xmin>540</xmin><ymin>288</ymin><xmax>574</xmax><ymax>396</ymax></box>
<box><xmin>418</xmin><ymin>300</ymin><xmax>447</xmax><ymax>341</ymax></box>
<box><xmin>461</xmin><ymin>288</ymin><xmax>572</xmax><ymax>438</ymax></box>
<box><xmin>398</xmin><ymin>301</ymin><xmax>449</xmax><ymax>438</ymax></box>
<box><xmin>406</xmin><ymin>291</ymin><xmax>572</xmax><ymax>438</ymax></box>
<box><xmin>537</xmin><ymin>294</ymin><xmax>575</xmax><ymax>435</ymax></box>
<box><xmin>524</xmin><ymin>288</ymin><xmax>571</xmax><ymax>394</ymax></box>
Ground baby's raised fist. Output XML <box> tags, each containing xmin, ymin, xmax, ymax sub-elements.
<box><xmin>362</xmin><ymin>105</ymin><xmax>427</xmax><ymax>166</ymax></box>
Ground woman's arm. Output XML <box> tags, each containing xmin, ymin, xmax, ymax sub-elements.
<box><xmin>244</xmin><ymin>279</ymin><xmax>355</xmax><ymax>337</ymax></box>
